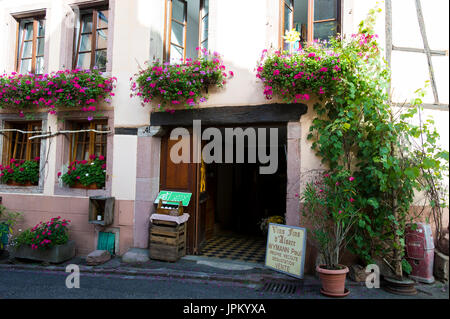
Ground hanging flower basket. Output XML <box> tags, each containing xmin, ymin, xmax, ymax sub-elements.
<box><xmin>130</xmin><ymin>48</ymin><xmax>234</xmax><ymax>113</ymax></box>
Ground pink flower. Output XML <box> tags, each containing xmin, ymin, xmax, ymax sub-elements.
<box><xmin>99</xmin><ymin>155</ymin><xmax>105</xmax><ymax>161</ymax></box>
<box><xmin>350</xmin><ymin>198</ymin><xmax>355</xmax><ymax>203</ymax></box>
<box><xmin>349</xmin><ymin>177</ymin><xmax>355</xmax><ymax>182</ymax></box>
<box><xmin>339</xmin><ymin>210</ymin><xmax>343</xmax><ymax>214</ymax></box>
<box><xmin>76</xmin><ymin>176</ymin><xmax>81</xmax><ymax>180</ymax></box>
<box><xmin>273</xmin><ymin>69</ymin><xmax>280</xmax><ymax>76</ymax></box>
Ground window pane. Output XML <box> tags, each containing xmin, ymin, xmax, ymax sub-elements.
<box><xmin>314</xmin><ymin>21</ymin><xmax>337</xmax><ymax>41</ymax></box>
<box><xmin>284</xmin><ymin>5</ymin><xmax>293</xmax><ymax>33</ymax></box>
<box><xmin>23</xmin><ymin>22</ymin><xmax>33</xmax><ymax>40</ymax></box>
<box><xmin>20</xmin><ymin>59</ymin><xmax>32</xmax><ymax>74</ymax></box>
<box><xmin>79</xmin><ymin>34</ymin><xmax>92</xmax><ymax>52</ymax></box>
<box><xmin>77</xmin><ymin>52</ymin><xmax>91</xmax><ymax>69</ymax></box>
<box><xmin>172</xmin><ymin>0</ymin><xmax>186</xmax><ymax>22</ymax></box>
<box><xmin>38</xmin><ymin>20</ymin><xmax>45</xmax><ymax>37</ymax></box>
<box><xmin>201</xmin><ymin>40</ymin><xmax>208</xmax><ymax>51</ymax></box>
<box><xmin>97</xmin><ymin>10</ymin><xmax>109</xmax><ymax>29</ymax></box>
<box><xmin>314</xmin><ymin>0</ymin><xmax>337</xmax><ymax>21</ymax></box>
<box><xmin>36</xmin><ymin>57</ymin><xmax>44</xmax><ymax>74</ymax></box>
<box><xmin>202</xmin><ymin>15</ymin><xmax>209</xmax><ymax>42</ymax></box>
<box><xmin>81</xmin><ymin>14</ymin><xmax>93</xmax><ymax>33</ymax></box>
<box><xmin>203</xmin><ymin>0</ymin><xmax>209</xmax><ymax>12</ymax></box>
<box><xmin>170</xmin><ymin>44</ymin><xmax>184</xmax><ymax>63</ymax></box>
<box><xmin>171</xmin><ymin>21</ymin><xmax>184</xmax><ymax>47</ymax></box>
<box><xmin>22</xmin><ymin>41</ymin><xmax>33</xmax><ymax>59</ymax></box>
<box><xmin>37</xmin><ymin>38</ymin><xmax>45</xmax><ymax>56</ymax></box>
<box><xmin>95</xmin><ymin>50</ymin><xmax>107</xmax><ymax>70</ymax></box>
<box><xmin>96</xmin><ymin>29</ymin><xmax>108</xmax><ymax>49</ymax></box>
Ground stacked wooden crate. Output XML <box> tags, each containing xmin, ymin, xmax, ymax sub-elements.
<box><xmin>149</xmin><ymin>219</ymin><xmax>186</xmax><ymax>262</ymax></box>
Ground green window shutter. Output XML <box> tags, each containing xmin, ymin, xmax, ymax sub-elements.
<box><xmin>97</xmin><ymin>231</ymin><xmax>115</xmax><ymax>255</ymax></box>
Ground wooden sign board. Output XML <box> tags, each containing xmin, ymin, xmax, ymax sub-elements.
<box><xmin>154</xmin><ymin>191</ymin><xmax>192</xmax><ymax>207</ymax></box>
<box><xmin>265</xmin><ymin>223</ymin><xmax>307</xmax><ymax>279</ymax></box>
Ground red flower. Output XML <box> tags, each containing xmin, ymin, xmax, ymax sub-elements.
<box><xmin>99</xmin><ymin>155</ymin><xmax>105</xmax><ymax>161</ymax></box>
<box><xmin>76</xmin><ymin>176</ymin><xmax>81</xmax><ymax>180</ymax></box>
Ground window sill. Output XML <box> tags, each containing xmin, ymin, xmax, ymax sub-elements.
<box><xmin>53</xmin><ymin>184</ymin><xmax>111</xmax><ymax>197</ymax></box>
<box><xmin>0</xmin><ymin>184</ymin><xmax>43</xmax><ymax>194</ymax></box>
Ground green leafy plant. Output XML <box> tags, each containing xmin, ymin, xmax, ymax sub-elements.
<box><xmin>11</xmin><ymin>216</ymin><xmax>71</xmax><ymax>250</ymax></box>
<box><xmin>131</xmin><ymin>48</ymin><xmax>233</xmax><ymax>112</ymax></box>
<box><xmin>259</xmin><ymin>5</ymin><xmax>447</xmax><ymax>279</ymax></box>
<box><xmin>0</xmin><ymin>158</ymin><xmax>40</xmax><ymax>185</ymax></box>
<box><xmin>0</xmin><ymin>205</ymin><xmax>22</xmax><ymax>249</ymax></box>
<box><xmin>59</xmin><ymin>154</ymin><xmax>106</xmax><ymax>188</ymax></box>
<box><xmin>301</xmin><ymin>170</ymin><xmax>362</xmax><ymax>270</ymax></box>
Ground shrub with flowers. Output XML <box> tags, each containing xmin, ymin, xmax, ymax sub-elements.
<box><xmin>0</xmin><ymin>157</ymin><xmax>40</xmax><ymax>185</ymax></box>
<box><xmin>59</xmin><ymin>154</ymin><xmax>106</xmax><ymax>188</ymax></box>
<box><xmin>301</xmin><ymin>170</ymin><xmax>362</xmax><ymax>270</ymax></box>
<box><xmin>0</xmin><ymin>69</ymin><xmax>116</xmax><ymax>119</ymax></box>
<box><xmin>11</xmin><ymin>216</ymin><xmax>71</xmax><ymax>250</ymax></box>
<box><xmin>131</xmin><ymin>48</ymin><xmax>234</xmax><ymax>112</ymax></box>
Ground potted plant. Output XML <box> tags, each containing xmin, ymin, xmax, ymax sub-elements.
<box><xmin>0</xmin><ymin>158</ymin><xmax>40</xmax><ymax>186</ymax></box>
<box><xmin>130</xmin><ymin>47</ymin><xmax>233</xmax><ymax>112</ymax></box>
<box><xmin>258</xmin><ymin>215</ymin><xmax>285</xmax><ymax>235</ymax></box>
<box><xmin>0</xmin><ymin>69</ymin><xmax>115</xmax><ymax>120</ymax></box>
<box><xmin>59</xmin><ymin>154</ymin><xmax>106</xmax><ymax>189</ymax></box>
<box><xmin>301</xmin><ymin>170</ymin><xmax>361</xmax><ymax>297</ymax></box>
<box><xmin>9</xmin><ymin>216</ymin><xmax>75</xmax><ymax>263</ymax></box>
<box><xmin>0</xmin><ymin>205</ymin><xmax>22</xmax><ymax>252</ymax></box>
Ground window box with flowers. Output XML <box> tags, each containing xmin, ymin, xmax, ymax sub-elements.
<box><xmin>130</xmin><ymin>48</ymin><xmax>233</xmax><ymax>113</ymax></box>
<box><xmin>8</xmin><ymin>217</ymin><xmax>75</xmax><ymax>263</ymax></box>
<box><xmin>0</xmin><ymin>157</ymin><xmax>40</xmax><ymax>186</ymax></box>
<box><xmin>58</xmin><ymin>154</ymin><xmax>106</xmax><ymax>190</ymax></box>
<box><xmin>0</xmin><ymin>69</ymin><xmax>115</xmax><ymax>119</ymax></box>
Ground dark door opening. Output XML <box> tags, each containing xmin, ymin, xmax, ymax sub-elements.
<box><xmin>198</xmin><ymin>124</ymin><xmax>287</xmax><ymax>262</ymax></box>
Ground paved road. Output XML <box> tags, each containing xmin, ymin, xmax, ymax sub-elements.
<box><xmin>0</xmin><ymin>268</ymin><xmax>448</xmax><ymax>300</ymax></box>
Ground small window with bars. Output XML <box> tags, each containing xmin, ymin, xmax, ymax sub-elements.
<box><xmin>74</xmin><ymin>7</ymin><xmax>109</xmax><ymax>71</ymax></box>
<box><xmin>16</xmin><ymin>17</ymin><xmax>45</xmax><ymax>74</ymax></box>
<box><xmin>2</xmin><ymin>122</ymin><xmax>42</xmax><ymax>164</ymax></box>
<box><xmin>69</xmin><ymin>120</ymin><xmax>108</xmax><ymax>163</ymax></box>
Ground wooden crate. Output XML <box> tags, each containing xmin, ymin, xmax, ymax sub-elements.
<box><xmin>149</xmin><ymin>219</ymin><xmax>186</xmax><ymax>262</ymax></box>
<box><xmin>156</xmin><ymin>199</ymin><xmax>184</xmax><ymax>216</ymax></box>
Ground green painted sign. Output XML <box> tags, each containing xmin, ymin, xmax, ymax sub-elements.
<box><xmin>155</xmin><ymin>191</ymin><xmax>192</xmax><ymax>207</ymax></box>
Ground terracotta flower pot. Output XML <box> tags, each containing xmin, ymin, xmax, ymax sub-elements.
<box><xmin>6</xmin><ymin>180</ymin><xmax>36</xmax><ymax>187</ymax></box>
<box><xmin>71</xmin><ymin>182</ymin><xmax>99</xmax><ymax>189</ymax></box>
<box><xmin>316</xmin><ymin>264</ymin><xmax>350</xmax><ymax>297</ymax></box>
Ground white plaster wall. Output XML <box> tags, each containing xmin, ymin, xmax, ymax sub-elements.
<box><xmin>111</xmin><ymin>0</ymin><xmax>152</xmax><ymax>127</ymax></box>
<box><xmin>111</xmin><ymin>135</ymin><xmax>137</xmax><ymax>200</ymax></box>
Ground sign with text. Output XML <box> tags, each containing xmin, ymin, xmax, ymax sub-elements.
<box><xmin>265</xmin><ymin>223</ymin><xmax>307</xmax><ymax>279</ymax></box>
<box><xmin>154</xmin><ymin>191</ymin><xmax>192</xmax><ymax>207</ymax></box>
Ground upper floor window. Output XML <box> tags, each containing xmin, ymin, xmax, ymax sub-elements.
<box><xmin>16</xmin><ymin>17</ymin><xmax>45</xmax><ymax>74</ymax></box>
<box><xmin>280</xmin><ymin>0</ymin><xmax>341</xmax><ymax>50</ymax></box>
<box><xmin>74</xmin><ymin>7</ymin><xmax>109</xmax><ymax>71</ymax></box>
<box><xmin>164</xmin><ymin>0</ymin><xmax>209</xmax><ymax>63</ymax></box>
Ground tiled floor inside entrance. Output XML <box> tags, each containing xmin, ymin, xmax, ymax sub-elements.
<box><xmin>198</xmin><ymin>233</ymin><xmax>266</xmax><ymax>264</ymax></box>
